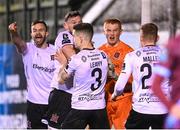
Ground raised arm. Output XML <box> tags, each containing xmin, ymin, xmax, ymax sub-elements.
<box><xmin>8</xmin><ymin>22</ymin><xmax>27</xmax><ymax>53</ymax></box>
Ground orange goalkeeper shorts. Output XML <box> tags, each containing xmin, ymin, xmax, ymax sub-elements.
<box><xmin>106</xmin><ymin>92</ymin><xmax>132</xmax><ymax>129</ymax></box>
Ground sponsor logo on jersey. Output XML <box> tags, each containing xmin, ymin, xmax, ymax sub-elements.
<box><xmin>78</xmin><ymin>93</ymin><xmax>102</xmax><ymax>101</ymax></box>
<box><xmin>33</xmin><ymin>64</ymin><xmax>55</xmax><ymax>73</ymax></box>
<box><xmin>138</xmin><ymin>92</ymin><xmax>161</xmax><ymax>103</ymax></box>
<box><xmin>62</xmin><ymin>33</ymin><xmax>71</xmax><ymax>44</ymax></box>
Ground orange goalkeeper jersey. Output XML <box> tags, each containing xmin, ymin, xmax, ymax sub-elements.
<box><xmin>99</xmin><ymin>41</ymin><xmax>134</xmax><ymax>97</ymax></box>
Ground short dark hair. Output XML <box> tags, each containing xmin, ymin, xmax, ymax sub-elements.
<box><xmin>64</xmin><ymin>10</ymin><xmax>81</xmax><ymax>22</ymax></box>
<box><xmin>31</xmin><ymin>20</ymin><xmax>48</xmax><ymax>31</ymax></box>
<box><xmin>141</xmin><ymin>23</ymin><xmax>158</xmax><ymax>42</ymax></box>
<box><xmin>73</xmin><ymin>23</ymin><xmax>94</xmax><ymax>40</ymax></box>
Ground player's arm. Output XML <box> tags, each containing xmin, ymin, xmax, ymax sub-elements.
<box><xmin>111</xmin><ymin>54</ymin><xmax>132</xmax><ymax>100</ymax></box>
<box><xmin>55</xmin><ymin>49</ymin><xmax>70</xmax><ymax>84</ymax></box>
<box><xmin>62</xmin><ymin>45</ymin><xmax>76</xmax><ymax>60</ymax></box>
<box><xmin>8</xmin><ymin>22</ymin><xmax>27</xmax><ymax>53</ymax></box>
<box><xmin>152</xmin><ymin>62</ymin><xmax>172</xmax><ymax>109</ymax></box>
<box><xmin>58</xmin><ymin>66</ymin><xmax>70</xmax><ymax>84</ymax></box>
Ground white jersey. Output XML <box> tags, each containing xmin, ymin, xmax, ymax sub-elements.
<box><xmin>65</xmin><ymin>48</ymin><xmax>108</xmax><ymax>110</ymax></box>
<box><xmin>22</xmin><ymin>42</ymin><xmax>56</xmax><ymax>104</ymax></box>
<box><xmin>50</xmin><ymin>30</ymin><xmax>74</xmax><ymax>93</ymax></box>
<box><xmin>114</xmin><ymin>45</ymin><xmax>170</xmax><ymax>114</ymax></box>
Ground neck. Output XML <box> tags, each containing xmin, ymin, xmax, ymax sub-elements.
<box><xmin>142</xmin><ymin>42</ymin><xmax>155</xmax><ymax>47</ymax></box>
<box><xmin>80</xmin><ymin>42</ymin><xmax>94</xmax><ymax>50</ymax></box>
<box><xmin>35</xmin><ymin>42</ymin><xmax>48</xmax><ymax>49</ymax></box>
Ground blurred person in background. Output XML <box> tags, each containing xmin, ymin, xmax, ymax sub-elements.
<box><xmin>9</xmin><ymin>20</ymin><xmax>56</xmax><ymax>129</ymax></box>
<box><xmin>99</xmin><ymin>18</ymin><xmax>133</xmax><ymax>129</ymax></box>
<box><xmin>112</xmin><ymin>23</ymin><xmax>170</xmax><ymax>129</ymax></box>
<box><xmin>152</xmin><ymin>35</ymin><xmax>180</xmax><ymax>129</ymax></box>
<box><xmin>44</xmin><ymin>10</ymin><xmax>82</xmax><ymax>129</ymax></box>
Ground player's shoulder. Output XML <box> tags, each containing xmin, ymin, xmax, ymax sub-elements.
<box><xmin>57</xmin><ymin>30</ymin><xmax>72</xmax><ymax>36</ymax></box>
<box><xmin>98</xmin><ymin>49</ymin><xmax>107</xmax><ymax>57</ymax></box>
<box><xmin>120</xmin><ymin>41</ymin><xmax>134</xmax><ymax>50</ymax></box>
<box><xmin>126</xmin><ymin>47</ymin><xmax>143</xmax><ymax>58</ymax></box>
<box><xmin>56</xmin><ymin>30</ymin><xmax>73</xmax><ymax>40</ymax></box>
<box><xmin>26</xmin><ymin>41</ymin><xmax>35</xmax><ymax>48</ymax></box>
<box><xmin>48</xmin><ymin>44</ymin><xmax>56</xmax><ymax>51</ymax></box>
<box><xmin>98</xmin><ymin>43</ymin><xmax>107</xmax><ymax>50</ymax></box>
<box><xmin>55</xmin><ymin>30</ymin><xmax>73</xmax><ymax>45</ymax></box>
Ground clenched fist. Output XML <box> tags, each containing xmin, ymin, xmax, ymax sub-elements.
<box><xmin>8</xmin><ymin>22</ymin><xmax>17</xmax><ymax>32</ymax></box>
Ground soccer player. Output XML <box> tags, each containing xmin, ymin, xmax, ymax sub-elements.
<box><xmin>112</xmin><ymin>23</ymin><xmax>170</xmax><ymax>129</ymax></box>
<box><xmin>99</xmin><ymin>18</ymin><xmax>133</xmax><ymax>129</ymax></box>
<box><xmin>152</xmin><ymin>35</ymin><xmax>180</xmax><ymax>128</ymax></box>
<box><xmin>8</xmin><ymin>20</ymin><xmax>56</xmax><ymax>129</ymax></box>
<box><xmin>44</xmin><ymin>11</ymin><xmax>82</xmax><ymax>129</ymax></box>
<box><xmin>58</xmin><ymin>23</ymin><xmax>110</xmax><ymax>129</ymax></box>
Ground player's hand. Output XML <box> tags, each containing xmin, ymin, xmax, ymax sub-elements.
<box><xmin>111</xmin><ymin>93</ymin><xmax>117</xmax><ymax>101</ymax></box>
<box><xmin>8</xmin><ymin>22</ymin><xmax>17</xmax><ymax>32</ymax></box>
<box><xmin>111</xmin><ymin>90</ymin><xmax>124</xmax><ymax>101</ymax></box>
<box><xmin>170</xmin><ymin>103</ymin><xmax>180</xmax><ymax>119</ymax></box>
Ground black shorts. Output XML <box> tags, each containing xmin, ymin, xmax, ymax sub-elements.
<box><xmin>45</xmin><ymin>89</ymin><xmax>72</xmax><ymax>128</ymax></box>
<box><xmin>61</xmin><ymin>108</ymin><xmax>110</xmax><ymax>129</ymax></box>
<box><xmin>27</xmin><ymin>100</ymin><xmax>48</xmax><ymax>129</ymax></box>
<box><xmin>125</xmin><ymin>109</ymin><xmax>167</xmax><ymax>129</ymax></box>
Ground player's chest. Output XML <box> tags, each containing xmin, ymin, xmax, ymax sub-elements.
<box><xmin>28</xmin><ymin>50</ymin><xmax>54</xmax><ymax>67</ymax></box>
<box><xmin>106</xmin><ymin>49</ymin><xmax>126</xmax><ymax>61</ymax></box>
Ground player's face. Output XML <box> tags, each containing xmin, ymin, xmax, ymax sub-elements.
<box><xmin>31</xmin><ymin>23</ymin><xmax>48</xmax><ymax>47</ymax></box>
<box><xmin>104</xmin><ymin>23</ymin><xmax>122</xmax><ymax>46</ymax></box>
<box><xmin>64</xmin><ymin>16</ymin><xmax>82</xmax><ymax>33</ymax></box>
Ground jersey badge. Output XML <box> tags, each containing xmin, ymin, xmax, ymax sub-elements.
<box><xmin>136</xmin><ymin>51</ymin><xmax>141</xmax><ymax>57</ymax></box>
<box><xmin>62</xmin><ymin>33</ymin><xmax>71</xmax><ymax>44</ymax></box>
<box><xmin>81</xmin><ymin>56</ymin><xmax>87</xmax><ymax>62</ymax></box>
<box><xmin>101</xmin><ymin>52</ymin><xmax>107</xmax><ymax>59</ymax></box>
<box><xmin>114</xmin><ymin>52</ymin><xmax>120</xmax><ymax>59</ymax></box>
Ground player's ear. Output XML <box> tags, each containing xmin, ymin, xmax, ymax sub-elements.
<box><xmin>120</xmin><ymin>29</ymin><xmax>123</xmax><ymax>35</ymax></box>
<box><xmin>30</xmin><ymin>32</ymin><xmax>33</xmax><ymax>38</ymax></box>
<box><xmin>64</xmin><ymin>22</ymin><xmax>68</xmax><ymax>30</ymax></box>
<box><xmin>156</xmin><ymin>35</ymin><xmax>159</xmax><ymax>42</ymax></box>
<box><xmin>45</xmin><ymin>31</ymin><xmax>49</xmax><ymax>37</ymax></box>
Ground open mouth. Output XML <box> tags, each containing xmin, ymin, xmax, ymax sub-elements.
<box><xmin>35</xmin><ymin>36</ymin><xmax>43</xmax><ymax>41</ymax></box>
<box><xmin>109</xmin><ymin>36</ymin><xmax>115</xmax><ymax>40</ymax></box>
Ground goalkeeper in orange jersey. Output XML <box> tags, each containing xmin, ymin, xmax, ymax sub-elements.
<box><xmin>99</xmin><ymin>18</ymin><xmax>133</xmax><ymax>129</ymax></box>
